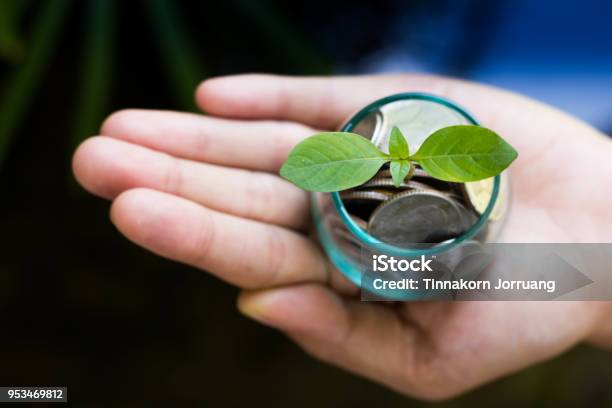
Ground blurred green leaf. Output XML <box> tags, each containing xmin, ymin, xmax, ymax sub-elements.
<box><xmin>145</xmin><ymin>0</ymin><xmax>206</xmax><ymax>111</ymax></box>
<box><xmin>0</xmin><ymin>0</ymin><xmax>31</xmax><ymax>62</ymax></box>
<box><xmin>72</xmin><ymin>0</ymin><xmax>115</xmax><ymax>147</ymax></box>
<box><xmin>0</xmin><ymin>0</ymin><xmax>71</xmax><ymax>168</ymax></box>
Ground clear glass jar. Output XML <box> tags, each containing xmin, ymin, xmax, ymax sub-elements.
<box><xmin>311</xmin><ymin>93</ymin><xmax>510</xmax><ymax>300</ymax></box>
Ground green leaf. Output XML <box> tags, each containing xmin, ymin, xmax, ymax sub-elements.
<box><xmin>410</xmin><ymin>125</ymin><xmax>518</xmax><ymax>182</ymax></box>
<box><xmin>0</xmin><ymin>0</ymin><xmax>71</xmax><ymax>169</ymax></box>
<box><xmin>280</xmin><ymin>132</ymin><xmax>389</xmax><ymax>192</ymax></box>
<box><xmin>0</xmin><ymin>0</ymin><xmax>29</xmax><ymax>62</ymax></box>
<box><xmin>72</xmin><ymin>0</ymin><xmax>115</xmax><ymax>149</ymax></box>
<box><xmin>390</xmin><ymin>160</ymin><xmax>412</xmax><ymax>187</ymax></box>
<box><xmin>389</xmin><ymin>126</ymin><xmax>409</xmax><ymax>159</ymax></box>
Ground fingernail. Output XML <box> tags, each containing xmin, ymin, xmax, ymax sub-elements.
<box><xmin>237</xmin><ymin>292</ymin><xmax>274</xmax><ymax>326</ymax></box>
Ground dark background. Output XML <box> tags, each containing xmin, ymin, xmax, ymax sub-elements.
<box><xmin>1</xmin><ymin>0</ymin><xmax>611</xmax><ymax>406</ymax></box>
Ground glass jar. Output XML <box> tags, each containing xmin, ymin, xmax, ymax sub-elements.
<box><xmin>311</xmin><ymin>93</ymin><xmax>510</xmax><ymax>300</ymax></box>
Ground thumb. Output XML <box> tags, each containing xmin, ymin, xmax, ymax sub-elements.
<box><xmin>237</xmin><ymin>284</ymin><xmax>427</xmax><ymax>397</ymax></box>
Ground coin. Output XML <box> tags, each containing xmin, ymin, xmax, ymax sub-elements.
<box><xmin>433</xmin><ymin>239</ymin><xmax>483</xmax><ymax>273</ymax></box>
<box><xmin>376</xmin><ymin>166</ymin><xmax>462</xmax><ymax>195</ymax></box>
<box><xmin>340</xmin><ymin>189</ymin><xmax>392</xmax><ymax>202</ymax></box>
<box><xmin>350</xmin><ymin>110</ymin><xmax>383</xmax><ymax>139</ymax></box>
<box><xmin>341</xmin><ymin>189</ymin><xmax>393</xmax><ymax>222</ymax></box>
<box><xmin>360</xmin><ymin>177</ymin><xmax>434</xmax><ymax>191</ymax></box>
<box><xmin>375</xmin><ymin>99</ymin><xmax>470</xmax><ymax>153</ymax></box>
<box><xmin>377</xmin><ymin>166</ymin><xmax>430</xmax><ymax>179</ymax></box>
<box><xmin>461</xmin><ymin>176</ymin><xmax>508</xmax><ymax>221</ymax></box>
<box><xmin>368</xmin><ymin>190</ymin><xmax>474</xmax><ymax>247</ymax></box>
<box><xmin>337</xmin><ymin>97</ymin><xmax>502</xmax><ymax>250</ymax></box>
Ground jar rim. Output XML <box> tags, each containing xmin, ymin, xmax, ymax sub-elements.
<box><xmin>330</xmin><ymin>92</ymin><xmax>500</xmax><ymax>257</ymax></box>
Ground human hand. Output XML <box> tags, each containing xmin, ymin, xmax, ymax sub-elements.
<box><xmin>72</xmin><ymin>74</ymin><xmax>612</xmax><ymax>400</ymax></box>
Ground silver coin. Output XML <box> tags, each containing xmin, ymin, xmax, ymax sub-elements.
<box><xmin>360</xmin><ymin>177</ymin><xmax>434</xmax><ymax>191</ymax></box>
<box><xmin>376</xmin><ymin>166</ymin><xmax>464</xmax><ymax>197</ymax></box>
<box><xmin>432</xmin><ymin>239</ymin><xmax>483</xmax><ymax>273</ymax></box>
<box><xmin>374</xmin><ymin>100</ymin><xmax>470</xmax><ymax>153</ymax></box>
<box><xmin>350</xmin><ymin>110</ymin><xmax>383</xmax><ymax>140</ymax></box>
<box><xmin>459</xmin><ymin>175</ymin><xmax>509</xmax><ymax>221</ymax></box>
<box><xmin>368</xmin><ymin>190</ymin><xmax>474</xmax><ymax>247</ymax></box>
<box><xmin>340</xmin><ymin>189</ymin><xmax>392</xmax><ymax>202</ymax></box>
<box><xmin>341</xmin><ymin>189</ymin><xmax>394</xmax><ymax>223</ymax></box>
<box><xmin>377</xmin><ymin>166</ymin><xmax>430</xmax><ymax>179</ymax></box>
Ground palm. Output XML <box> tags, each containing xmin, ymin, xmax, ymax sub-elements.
<box><xmin>73</xmin><ymin>74</ymin><xmax>612</xmax><ymax>399</ymax></box>
<box><xmin>503</xmin><ymin>126</ymin><xmax>612</xmax><ymax>243</ymax></box>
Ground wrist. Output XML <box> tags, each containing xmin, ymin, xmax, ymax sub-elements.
<box><xmin>586</xmin><ymin>301</ymin><xmax>612</xmax><ymax>350</ymax></box>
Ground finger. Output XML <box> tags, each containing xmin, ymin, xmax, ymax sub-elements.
<box><xmin>73</xmin><ymin>137</ymin><xmax>308</xmax><ymax>229</ymax></box>
<box><xmin>100</xmin><ymin>109</ymin><xmax>314</xmax><ymax>172</ymax></box>
<box><xmin>195</xmin><ymin>74</ymin><xmax>604</xmax><ymax>154</ymax></box>
<box><xmin>196</xmin><ymin>74</ymin><xmax>416</xmax><ymax>129</ymax></box>
<box><xmin>110</xmin><ymin>188</ymin><xmax>328</xmax><ymax>289</ymax></box>
<box><xmin>237</xmin><ymin>284</ymin><xmax>447</xmax><ymax>400</ymax></box>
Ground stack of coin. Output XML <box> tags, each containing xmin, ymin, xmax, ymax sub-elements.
<box><xmin>340</xmin><ymin>164</ymin><xmax>480</xmax><ymax>248</ymax></box>
<box><xmin>330</xmin><ymin>97</ymin><xmax>506</xmax><ymax>254</ymax></box>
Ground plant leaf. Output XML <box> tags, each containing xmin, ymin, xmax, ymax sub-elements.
<box><xmin>280</xmin><ymin>132</ymin><xmax>389</xmax><ymax>192</ymax></box>
<box><xmin>0</xmin><ymin>0</ymin><xmax>70</xmax><ymax>168</ymax></box>
<box><xmin>72</xmin><ymin>0</ymin><xmax>115</xmax><ymax>149</ymax></box>
<box><xmin>389</xmin><ymin>126</ymin><xmax>409</xmax><ymax>159</ymax></box>
<box><xmin>410</xmin><ymin>125</ymin><xmax>518</xmax><ymax>182</ymax></box>
<box><xmin>390</xmin><ymin>160</ymin><xmax>412</xmax><ymax>187</ymax></box>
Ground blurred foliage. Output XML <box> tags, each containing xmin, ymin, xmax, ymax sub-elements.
<box><xmin>0</xmin><ymin>1</ymin><xmax>610</xmax><ymax>406</ymax></box>
<box><xmin>0</xmin><ymin>0</ymin><xmax>70</xmax><ymax>166</ymax></box>
<box><xmin>0</xmin><ymin>0</ymin><xmax>29</xmax><ymax>62</ymax></box>
<box><xmin>0</xmin><ymin>0</ymin><xmax>331</xmax><ymax>167</ymax></box>
<box><xmin>71</xmin><ymin>0</ymin><xmax>114</xmax><ymax>148</ymax></box>
<box><xmin>145</xmin><ymin>0</ymin><xmax>205</xmax><ymax>111</ymax></box>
